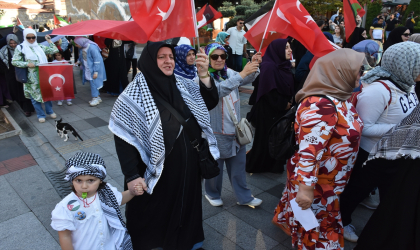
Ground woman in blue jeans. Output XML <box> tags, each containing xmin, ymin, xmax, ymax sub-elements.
<box><xmin>74</xmin><ymin>37</ymin><xmax>106</xmax><ymax>107</ymax></box>
<box><xmin>12</xmin><ymin>29</ymin><xmax>58</xmax><ymax>122</ymax></box>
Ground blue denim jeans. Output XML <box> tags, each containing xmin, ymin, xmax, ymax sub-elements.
<box><xmin>30</xmin><ymin>98</ymin><xmax>53</xmax><ymax>119</ymax></box>
<box><xmin>231</xmin><ymin>54</ymin><xmax>243</xmax><ymax>72</ymax></box>
<box><xmin>386</xmin><ymin>31</ymin><xmax>391</xmax><ymax>40</ymax></box>
<box><xmin>89</xmin><ymin>80</ymin><xmax>100</xmax><ymax>98</ymax></box>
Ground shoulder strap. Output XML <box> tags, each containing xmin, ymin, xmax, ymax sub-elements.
<box><xmin>376</xmin><ymin>80</ymin><xmax>392</xmax><ymax>109</ymax></box>
<box><xmin>152</xmin><ymin>94</ymin><xmax>200</xmax><ymax>151</ymax></box>
<box><xmin>20</xmin><ymin>45</ymin><xmax>25</xmax><ymax>61</ymax></box>
<box><xmin>223</xmin><ymin>96</ymin><xmax>239</xmax><ymax>125</ymax></box>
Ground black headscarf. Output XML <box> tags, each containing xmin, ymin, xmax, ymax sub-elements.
<box><xmin>257</xmin><ymin>39</ymin><xmax>294</xmax><ymax>102</ymax></box>
<box><xmin>383</xmin><ymin>26</ymin><xmax>409</xmax><ymax>52</ymax></box>
<box><xmin>346</xmin><ymin>27</ymin><xmax>366</xmax><ymax>48</ymax></box>
<box><xmin>138</xmin><ymin>41</ymin><xmax>191</xmax><ymax>154</ymax></box>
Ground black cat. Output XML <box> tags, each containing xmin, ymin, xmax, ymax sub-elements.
<box><xmin>55</xmin><ymin>118</ymin><xmax>83</xmax><ymax>142</ymax></box>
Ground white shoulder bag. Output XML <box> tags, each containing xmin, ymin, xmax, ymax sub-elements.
<box><xmin>223</xmin><ymin>97</ymin><xmax>254</xmax><ymax>145</ymax></box>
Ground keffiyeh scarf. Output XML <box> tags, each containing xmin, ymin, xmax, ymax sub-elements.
<box><xmin>64</xmin><ymin>152</ymin><xmax>133</xmax><ymax>250</ymax></box>
<box><xmin>205</xmin><ymin>43</ymin><xmax>228</xmax><ymax>81</ymax></box>
<box><xmin>361</xmin><ymin>42</ymin><xmax>420</xmax><ymax>93</ymax></box>
<box><xmin>174</xmin><ymin>45</ymin><xmax>197</xmax><ymax>80</ymax></box>
<box><xmin>367</xmin><ymin>105</ymin><xmax>420</xmax><ymax>162</ymax></box>
<box><xmin>109</xmin><ymin>73</ymin><xmax>220</xmax><ymax>194</ymax></box>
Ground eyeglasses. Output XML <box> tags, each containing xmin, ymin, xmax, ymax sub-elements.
<box><xmin>26</xmin><ymin>36</ymin><xmax>36</xmax><ymax>40</ymax></box>
<box><xmin>239</xmin><ymin>22</ymin><xmax>244</xmax><ymax>24</ymax></box>
<box><xmin>210</xmin><ymin>54</ymin><xmax>228</xmax><ymax>60</ymax></box>
<box><xmin>402</xmin><ymin>33</ymin><xmax>412</xmax><ymax>37</ymax></box>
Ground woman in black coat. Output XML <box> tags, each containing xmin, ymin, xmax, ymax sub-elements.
<box><xmin>102</xmin><ymin>39</ymin><xmax>129</xmax><ymax>96</ymax></box>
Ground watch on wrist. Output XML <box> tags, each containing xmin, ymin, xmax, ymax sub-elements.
<box><xmin>199</xmin><ymin>71</ymin><xmax>210</xmax><ymax>79</ymax></box>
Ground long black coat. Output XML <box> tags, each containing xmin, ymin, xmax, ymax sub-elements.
<box><xmin>102</xmin><ymin>39</ymin><xmax>129</xmax><ymax>94</ymax></box>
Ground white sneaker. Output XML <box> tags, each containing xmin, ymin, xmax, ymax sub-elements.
<box><xmin>67</xmin><ymin>101</ymin><xmax>72</xmax><ymax>106</ymax></box>
<box><xmin>38</xmin><ymin>118</ymin><xmax>45</xmax><ymax>123</ymax></box>
<box><xmin>89</xmin><ymin>97</ymin><xmax>102</xmax><ymax>104</ymax></box>
<box><xmin>360</xmin><ymin>195</ymin><xmax>379</xmax><ymax>210</ymax></box>
<box><xmin>205</xmin><ymin>195</ymin><xmax>223</xmax><ymax>207</ymax></box>
<box><xmin>343</xmin><ymin>224</ymin><xmax>358</xmax><ymax>242</ymax></box>
<box><xmin>57</xmin><ymin>101</ymin><xmax>63</xmax><ymax>106</ymax></box>
<box><xmin>237</xmin><ymin>197</ymin><xmax>263</xmax><ymax>207</ymax></box>
<box><xmin>90</xmin><ymin>98</ymin><xmax>101</xmax><ymax>106</ymax></box>
<box><xmin>50</xmin><ymin>113</ymin><xmax>57</xmax><ymax>119</ymax></box>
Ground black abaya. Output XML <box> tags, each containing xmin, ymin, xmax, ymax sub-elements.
<box><xmin>102</xmin><ymin>39</ymin><xmax>129</xmax><ymax>94</ymax></box>
<box><xmin>246</xmin><ymin>89</ymin><xmax>290</xmax><ymax>173</ymax></box>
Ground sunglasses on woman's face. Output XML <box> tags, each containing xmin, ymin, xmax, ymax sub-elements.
<box><xmin>210</xmin><ymin>54</ymin><xmax>228</xmax><ymax>60</ymax></box>
<box><xmin>402</xmin><ymin>33</ymin><xmax>412</xmax><ymax>37</ymax></box>
<box><xmin>26</xmin><ymin>36</ymin><xmax>36</xmax><ymax>40</ymax></box>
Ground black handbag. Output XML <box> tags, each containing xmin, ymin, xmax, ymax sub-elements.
<box><xmin>153</xmin><ymin>95</ymin><xmax>220</xmax><ymax>179</ymax></box>
<box><xmin>15</xmin><ymin>45</ymin><xmax>28</xmax><ymax>84</ymax></box>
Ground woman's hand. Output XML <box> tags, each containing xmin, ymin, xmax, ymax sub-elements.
<box><xmin>92</xmin><ymin>72</ymin><xmax>98</xmax><ymax>79</ymax></box>
<box><xmin>239</xmin><ymin>61</ymin><xmax>259</xmax><ymax>79</ymax></box>
<box><xmin>251</xmin><ymin>52</ymin><xmax>262</xmax><ymax>63</ymax></box>
<box><xmin>127</xmin><ymin>177</ymin><xmax>147</xmax><ymax>196</ymax></box>
<box><xmin>295</xmin><ymin>183</ymin><xmax>314</xmax><ymax>210</ymax></box>
<box><xmin>196</xmin><ymin>48</ymin><xmax>209</xmax><ymax>77</ymax></box>
<box><xmin>45</xmin><ymin>35</ymin><xmax>52</xmax><ymax>43</ymax></box>
<box><xmin>28</xmin><ymin>62</ymin><xmax>36</xmax><ymax>68</ymax></box>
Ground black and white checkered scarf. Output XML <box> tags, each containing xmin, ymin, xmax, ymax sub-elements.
<box><xmin>109</xmin><ymin>72</ymin><xmax>220</xmax><ymax>194</ymax></box>
<box><xmin>367</xmin><ymin>105</ymin><xmax>420</xmax><ymax>162</ymax></box>
<box><xmin>64</xmin><ymin>152</ymin><xmax>133</xmax><ymax>250</ymax></box>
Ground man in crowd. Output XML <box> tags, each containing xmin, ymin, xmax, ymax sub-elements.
<box><xmin>385</xmin><ymin>14</ymin><xmax>398</xmax><ymax>39</ymax></box>
<box><xmin>406</xmin><ymin>11</ymin><xmax>418</xmax><ymax>34</ymax></box>
<box><xmin>227</xmin><ymin>18</ymin><xmax>248</xmax><ymax>72</ymax></box>
<box><xmin>370</xmin><ymin>17</ymin><xmax>385</xmax><ymax>43</ymax></box>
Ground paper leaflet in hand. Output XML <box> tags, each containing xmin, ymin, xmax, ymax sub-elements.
<box><xmin>290</xmin><ymin>198</ymin><xmax>319</xmax><ymax>231</ymax></box>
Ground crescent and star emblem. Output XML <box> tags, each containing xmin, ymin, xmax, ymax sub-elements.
<box><xmin>157</xmin><ymin>0</ymin><xmax>175</xmax><ymax>21</ymax></box>
<box><xmin>296</xmin><ymin>0</ymin><xmax>302</xmax><ymax>12</ymax></box>
<box><xmin>49</xmin><ymin>74</ymin><xmax>65</xmax><ymax>91</ymax></box>
<box><xmin>277</xmin><ymin>8</ymin><xmax>291</xmax><ymax>24</ymax></box>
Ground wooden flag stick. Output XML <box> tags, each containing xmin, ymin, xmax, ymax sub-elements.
<box><xmin>259</xmin><ymin>0</ymin><xmax>278</xmax><ymax>52</ymax></box>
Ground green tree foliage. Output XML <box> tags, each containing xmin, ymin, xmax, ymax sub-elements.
<box><xmin>220</xmin><ymin>1</ymin><xmax>236</xmax><ymax>18</ymax></box>
<box><xmin>403</xmin><ymin>0</ymin><xmax>420</xmax><ymax>25</ymax></box>
<box><xmin>365</xmin><ymin>0</ymin><xmax>383</xmax><ymax>28</ymax></box>
<box><xmin>300</xmin><ymin>0</ymin><xmax>342</xmax><ymax>18</ymax></box>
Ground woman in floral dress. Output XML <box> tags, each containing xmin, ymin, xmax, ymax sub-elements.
<box><xmin>272</xmin><ymin>49</ymin><xmax>365</xmax><ymax>250</ymax></box>
<box><xmin>12</xmin><ymin>29</ymin><xmax>58</xmax><ymax>123</ymax></box>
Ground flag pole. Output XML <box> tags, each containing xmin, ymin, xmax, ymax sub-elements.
<box><xmin>191</xmin><ymin>0</ymin><xmax>200</xmax><ymax>50</ymax></box>
<box><xmin>259</xmin><ymin>0</ymin><xmax>278</xmax><ymax>52</ymax></box>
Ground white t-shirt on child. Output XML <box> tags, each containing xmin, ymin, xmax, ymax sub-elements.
<box><xmin>51</xmin><ymin>183</ymin><xmax>122</xmax><ymax>250</ymax></box>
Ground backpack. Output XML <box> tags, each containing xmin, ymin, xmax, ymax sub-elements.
<box><xmin>348</xmin><ymin>80</ymin><xmax>392</xmax><ymax>109</ymax></box>
<box><xmin>125</xmin><ymin>43</ymin><xmax>135</xmax><ymax>59</ymax></box>
<box><xmin>268</xmin><ymin>95</ymin><xmax>337</xmax><ymax>161</ymax></box>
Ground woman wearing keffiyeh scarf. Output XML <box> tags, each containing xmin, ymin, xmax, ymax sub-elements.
<box><xmin>51</xmin><ymin>152</ymin><xmax>141</xmax><ymax>250</ymax></box>
<box><xmin>173</xmin><ymin>44</ymin><xmax>197</xmax><ymax>80</ymax></box>
<box><xmin>203</xmin><ymin>42</ymin><xmax>264</xmax><ymax>208</ymax></box>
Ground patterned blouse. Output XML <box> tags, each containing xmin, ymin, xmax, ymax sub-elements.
<box><xmin>273</xmin><ymin>96</ymin><xmax>363</xmax><ymax>250</ymax></box>
<box><xmin>11</xmin><ymin>43</ymin><xmax>58</xmax><ymax>103</ymax></box>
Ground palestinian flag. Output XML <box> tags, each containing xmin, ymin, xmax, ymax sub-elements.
<box><xmin>196</xmin><ymin>4</ymin><xmax>222</xmax><ymax>29</ymax></box>
<box><xmin>54</xmin><ymin>15</ymin><xmax>69</xmax><ymax>26</ymax></box>
<box><xmin>244</xmin><ymin>0</ymin><xmax>275</xmax><ymax>31</ymax></box>
<box><xmin>343</xmin><ymin>0</ymin><xmax>366</xmax><ymax>42</ymax></box>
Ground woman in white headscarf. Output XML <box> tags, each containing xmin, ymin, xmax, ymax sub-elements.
<box><xmin>12</xmin><ymin>28</ymin><xmax>59</xmax><ymax>123</ymax></box>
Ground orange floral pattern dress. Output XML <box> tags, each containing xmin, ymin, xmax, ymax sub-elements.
<box><xmin>273</xmin><ymin>96</ymin><xmax>363</xmax><ymax>250</ymax></box>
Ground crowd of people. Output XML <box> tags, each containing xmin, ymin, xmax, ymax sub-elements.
<box><xmin>0</xmin><ymin>9</ymin><xmax>419</xmax><ymax>250</ymax></box>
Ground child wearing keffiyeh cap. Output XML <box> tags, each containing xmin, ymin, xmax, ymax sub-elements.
<box><xmin>51</xmin><ymin>152</ymin><xmax>143</xmax><ymax>250</ymax></box>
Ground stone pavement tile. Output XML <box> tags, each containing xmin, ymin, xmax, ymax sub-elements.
<box><xmin>100</xmin><ymin>140</ymin><xmax>117</xmax><ymax>155</ymax></box>
<box><xmin>98</xmin><ymin>125</ymin><xmax>113</xmax><ymax>135</ymax></box>
<box><xmin>99</xmin><ymin>114</ymin><xmax>111</xmax><ymax>123</ymax></box>
<box><xmin>85</xmin><ymin>117</ymin><xmax>109</xmax><ymax>128</ymax></box>
<box><xmin>0</xmin><ymin>176</ymin><xmax>30</xmax><ymax>223</ymax></box>
<box><xmin>56</xmin><ymin>112</ymin><xmax>82</xmax><ymax>123</ymax></box>
<box><xmin>0</xmin><ymin>212</ymin><xmax>60</xmax><ymax>250</ymax></box>
<box><xmin>31</xmin><ymin>203</ymin><xmax>60</xmax><ymax>242</ymax></box>
<box><xmin>270</xmin><ymin>241</ymin><xmax>294</xmax><ymax>250</ymax></box>
<box><xmin>81</xmin><ymin>127</ymin><xmax>106</xmax><ymax>139</ymax></box>
<box><xmin>63</xmin><ymin>103</ymin><xmax>85</xmax><ymax>113</ymax></box>
<box><xmin>62</xmin><ymin>149</ymin><xmax>83</xmax><ymax>160</ymax></box>
<box><xmin>102</xmin><ymin>155</ymin><xmax>123</xmax><ymax>179</ymax></box>
<box><xmin>202</xmin><ymin>187</ymin><xmax>238</xmax><ymax>220</ymax></box>
<box><xmin>202</xmin><ymin>195</ymin><xmax>225</xmax><ymax>220</ymax></box>
<box><xmin>227</xmin><ymin>205</ymin><xmax>290</xmax><ymax>244</ymax></box>
<box><xmin>4</xmin><ymin>165</ymin><xmax>62</xmax><ymax>210</ymax></box>
<box><xmin>0</xmin><ymin>163</ymin><xmax>8</xmax><ymax>175</ymax></box>
<box><xmin>220</xmin><ymin>171</ymin><xmax>264</xmax><ymax>196</ymax></box>
<box><xmin>107</xmin><ymin>178</ymin><xmax>124</xmax><ymax>192</ymax></box>
<box><xmin>98</xmin><ymin>105</ymin><xmax>113</xmax><ymax>114</ymax></box>
<box><xmin>81</xmin><ymin>145</ymin><xmax>111</xmax><ymax>158</ymax></box>
<box><xmin>246</xmin><ymin>173</ymin><xmax>279</xmax><ymax>192</ymax></box>
<box><xmin>344</xmin><ymin>240</ymin><xmax>357</xmax><ymax>250</ymax></box>
<box><xmin>2</xmin><ymin>154</ymin><xmax>37</xmax><ymax>174</ymax></box>
<box><xmin>260</xmin><ymin>171</ymin><xmax>287</xmax><ymax>184</ymax></box>
<box><xmin>204</xmin><ymin>210</ymin><xmax>279</xmax><ymax>250</ymax></box>
<box><xmin>69</xmin><ymin>119</ymin><xmax>95</xmax><ymax>132</ymax></box>
<box><xmin>114</xmin><ymin>175</ymin><xmax>125</xmax><ymax>187</ymax></box>
<box><xmin>265</xmin><ymin>183</ymin><xmax>286</xmax><ymax>199</ymax></box>
<box><xmin>48</xmin><ymin>135</ymin><xmax>76</xmax><ymax>148</ymax></box>
<box><xmin>254</xmin><ymin>192</ymin><xmax>280</xmax><ymax>215</ymax></box>
<box><xmin>202</xmin><ymin>223</ymin><xmax>242</xmax><ymax>250</ymax></box>
<box><xmin>0</xmin><ymin>135</ymin><xmax>29</xmax><ymax>161</ymax></box>
<box><xmin>87</xmin><ymin>107</ymin><xmax>109</xmax><ymax>117</ymax></box>
<box><xmin>75</xmin><ymin>110</ymin><xmax>96</xmax><ymax>119</ymax></box>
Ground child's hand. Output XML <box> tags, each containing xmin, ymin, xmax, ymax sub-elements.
<box><xmin>132</xmin><ymin>178</ymin><xmax>146</xmax><ymax>195</ymax></box>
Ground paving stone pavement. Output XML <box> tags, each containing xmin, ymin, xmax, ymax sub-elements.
<box><xmin>0</xmin><ymin>67</ymin><xmax>378</xmax><ymax>249</ymax></box>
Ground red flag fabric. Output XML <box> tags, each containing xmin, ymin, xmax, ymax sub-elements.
<box><xmin>344</xmin><ymin>0</ymin><xmax>366</xmax><ymax>42</ymax></box>
<box><xmin>245</xmin><ymin>0</ymin><xmax>334</xmax><ymax>58</ymax></box>
<box><xmin>54</xmin><ymin>15</ymin><xmax>60</xmax><ymax>25</ymax></box>
<box><xmin>16</xmin><ymin>17</ymin><xmax>23</xmax><ymax>26</ymax></box>
<box><xmin>196</xmin><ymin>4</ymin><xmax>223</xmax><ymax>29</ymax></box>
<box><xmin>39</xmin><ymin>63</ymin><xmax>74</xmax><ymax>102</ymax></box>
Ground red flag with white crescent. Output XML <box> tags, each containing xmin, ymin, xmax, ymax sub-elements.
<box><xmin>38</xmin><ymin>63</ymin><xmax>74</xmax><ymax>102</ymax></box>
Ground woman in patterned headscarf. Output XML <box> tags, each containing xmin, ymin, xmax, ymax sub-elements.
<box><xmin>203</xmin><ymin>43</ymin><xmax>263</xmax><ymax>208</ymax></box>
<box><xmin>173</xmin><ymin>44</ymin><xmax>197</xmax><ymax>80</ymax></box>
<box><xmin>340</xmin><ymin>41</ymin><xmax>420</xmax><ymax>243</ymax></box>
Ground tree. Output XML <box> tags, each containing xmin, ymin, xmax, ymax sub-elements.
<box><xmin>403</xmin><ymin>0</ymin><xmax>420</xmax><ymax>29</ymax></box>
<box><xmin>219</xmin><ymin>1</ymin><xmax>236</xmax><ymax>18</ymax></box>
<box><xmin>365</xmin><ymin>0</ymin><xmax>382</xmax><ymax>28</ymax></box>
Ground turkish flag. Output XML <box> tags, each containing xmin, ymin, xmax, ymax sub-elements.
<box><xmin>196</xmin><ymin>4</ymin><xmax>223</xmax><ymax>29</ymax></box>
<box><xmin>344</xmin><ymin>0</ymin><xmax>366</xmax><ymax>42</ymax></box>
<box><xmin>245</xmin><ymin>0</ymin><xmax>334</xmax><ymax>58</ymax></box>
<box><xmin>39</xmin><ymin>63</ymin><xmax>75</xmax><ymax>102</ymax></box>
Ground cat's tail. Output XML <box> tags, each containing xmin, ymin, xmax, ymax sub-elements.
<box><xmin>74</xmin><ymin>131</ymin><xmax>84</xmax><ymax>141</ymax></box>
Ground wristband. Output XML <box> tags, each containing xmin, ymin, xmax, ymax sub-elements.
<box><xmin>199</xmin><ymin>71</ymin><xmax>210</xmax><ymax>79</ymax></box>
